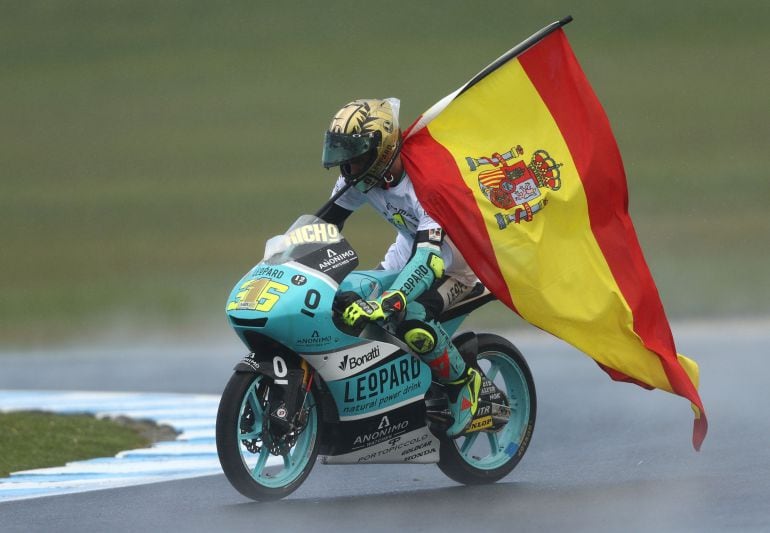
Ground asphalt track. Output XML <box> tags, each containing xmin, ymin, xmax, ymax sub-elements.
<box><xmin>1</xmin><ymin>320</ymin><xmax>769</xmax><ymax>532</ymax></box>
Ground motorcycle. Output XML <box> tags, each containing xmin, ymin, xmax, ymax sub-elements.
<box><xmin>216</xmin><ymin>214</ymin><xmax>536</xmax><ymax>501</ymax></box>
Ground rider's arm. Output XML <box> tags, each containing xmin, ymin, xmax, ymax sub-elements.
<box><xmin>341</xmin><ymin>227</ymin><xmax>446</xmax><ymax>328</ymax></box>
<box><xmin>322</xmin><ymin>176</ymin><xmax>365</xmax><ymax>230</ymax></box>
<box><xmin>320</xmin><ymin>202</ymin><xmax>353</xmax><ymax>231</ymax></box>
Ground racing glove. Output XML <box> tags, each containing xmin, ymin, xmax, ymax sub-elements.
<box><xmin>342</xmin><ymin>290</ymin><xmax>407</xmax><ymax>328</ymax></box>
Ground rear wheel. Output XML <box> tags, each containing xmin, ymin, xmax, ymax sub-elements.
<box><xmin>216</xmin><ymin>372</ymin><xmax>320</xmax><ymax>501</ymax></box>
<box><xmin>437</xmin><ymin>334</ymin><xmax>536</xmax><ymax>484</ymax></box>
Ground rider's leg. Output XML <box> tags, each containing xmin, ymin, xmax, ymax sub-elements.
<box><xmin>396</xmin><ymin>280</ymin><xmax>481</xmax><ymax>437</ymax></box>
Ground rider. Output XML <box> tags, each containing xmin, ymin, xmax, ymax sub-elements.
<box><xmin>320</xmin><ymin>98</ymin><xmax>482</xmax><ymax>437</ymax></box>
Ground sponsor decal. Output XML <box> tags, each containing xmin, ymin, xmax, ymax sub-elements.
<box><xmin>338</xmin><ymin>356</ymin><xmax>427</xmax><ymax>416</ymax></box>
<box><xmin>338</xmin><ymin>345</ymin><xmax>381</xmax><ymax>371</ymax></box>
<box><xmin>351</xmin><ymin>416</ymin><xmax>409</xmax><ymax>449</ymax></box>
<box><xmin>343</xmin><ymin>357</ymin><xmax>421</xmax><ymax>403</ymax></box>
<box><xmin>444</xmin><ymin>280</ymin><xmax>469</xmax><ymax>307</ymax></box>
<box><xmin>480</xmin><ymin>381</ymin><xmax>504</xmax><ymax>402</ymax></box>
<box><xmin>399</xmin><ymin>438</ymin><xmax>433</xmax><ymax>458</ymax></box>
<box><xmin>476</xmin><ymin>404</ymin><xmax>491</xmax><ymax>417</ymax></box>
<box><xmin>239</xmin><ymin>358</ymin><xmax>261</xmax><ymax>371</ymax></box>
<box><xmin>385</xmin><ymin>202</ymin><xmax>418</xmax><ymax>230</ymax></box>
<box><xmin>427</xmin><ymin>227</ymin><xmax>443</xmax><ymax>244</ymax></box>
<box><xmin>390</xmin><ymin>213</ymin><xmax>407</xmax><ymax>230</ymax></box>
<box><xmin>356</xmin><ymin>432</ymin><xmax>435</xmax><ymax>463</ymax></box>
<box><xmin>403</xmin><ymin>447</ymin><xmax>437</xmax><ymax>462</ymax></box>
<box><xmin>286</xmin><ymin>223</ymin><xmax>341</xmax><ymax>245</ymax></box>
<box><xmin>480</xmin><ymin>383</ymin><xmax>497</xmax><ymax>395</ymax></box>
<box><xmin>291</xmin><ymin>274</ymin><xmax>307</xmax><ymax>286</ymax></box>
<box><xmin>317</xmin><ymin>249</ymin><xmax>356</xmax><ymax>273</ymax></box>
<box><xmin>296</xmin><ymin>330</ymin><xmax>334</xmax><ymax>347</ymax></box>
<box><xmin>250</xmin><ymin>266</ymin><xmax>285</xmax><ymax>279</ymax></box>
<box><xmin>467</xmin><ymin>416</ymin><xmax>493</xmax><ymax>432</ymax></box>
<box><xmin>398</xmin><ymin>264</ymin><xmax>430</xmax><ymax>294</ymax></box>
<box><xmin>251</xmin><ymin>266</ymin><xmax>285</xmax><ymax>279</ymax></box>
<box><xmin>293</xmin><ymin>241</ymin><xmax>359</xmax><ymax>283</ymax></box>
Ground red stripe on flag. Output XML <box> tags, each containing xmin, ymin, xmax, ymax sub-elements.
<box><xmin>518</xmin><ymin>30</ymin><xmax>706</xmax><ymax>449</ymax></box>
<box><xmin>401</xmin><ymin>132</ymin><xmax>517</xmax><ymax>313</ymax></box>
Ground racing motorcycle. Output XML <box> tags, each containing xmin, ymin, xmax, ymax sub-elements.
<box><xmin>215</xmin><ymin>214</ymin><xmax>536</xmax><ymax>501</ymax></box>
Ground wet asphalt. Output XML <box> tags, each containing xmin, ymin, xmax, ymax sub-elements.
<box><xmin>1</xmin><ymin>320</ymin><xmax>768</xmax><ymax>532</ymax></box>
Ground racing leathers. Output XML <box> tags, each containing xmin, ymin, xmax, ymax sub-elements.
<box><xmin>323</xmin><ymin>174</ymin><xmax>482</xmax><ymax>437</ymax></box>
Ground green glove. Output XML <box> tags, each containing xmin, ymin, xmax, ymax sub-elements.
<box><xmin>342</xmin><ymin>290</ymin><xmax>407</xmax><ymax>327</ymax></box>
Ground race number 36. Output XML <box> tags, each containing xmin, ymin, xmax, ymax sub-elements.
<box><xmin>227</xmin><ymin>278</ymin><xmax>289</xmax><ymax>312</ymax></box>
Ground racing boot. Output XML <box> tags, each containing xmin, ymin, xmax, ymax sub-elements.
<box><xmin>399</xmin><ymin>315</ymin><xmax>482</xmax><ymax>437</ymax></box>
<box><xmin>444</xmin><ymin>366</ymin><xmax>482</xmax><ymax>437</ymax></box>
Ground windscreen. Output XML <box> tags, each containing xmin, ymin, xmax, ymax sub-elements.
<box><xmin>262</xmin><ymin>215</ymin><xmax>359</xmax><ymax>283</ymax></box>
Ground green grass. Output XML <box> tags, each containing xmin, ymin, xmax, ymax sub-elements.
<box><xmin>1</xmin><ymin>1</ymin><xmax>769</xmax><ymax>345</ymax></box>
<box><xmin>0</xmin><ymin>411</ymin><xmax>163</xmax><ymax>477</ymax></box>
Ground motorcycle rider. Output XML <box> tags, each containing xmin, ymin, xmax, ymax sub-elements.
<box><xmin>320</xmin><ymin>98</ymin><xmax>482</xmax><ymax>437</ymax></box>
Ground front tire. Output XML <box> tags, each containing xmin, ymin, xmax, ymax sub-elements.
<box><xmin>216</xmin><ymin>371</ymin><xmax>320</xmax><ymax>501</ymax></box>
<box><xmin>437</xmin><ymin>333</ymin><xmax>536</xmax><ymax>485</ymax></box>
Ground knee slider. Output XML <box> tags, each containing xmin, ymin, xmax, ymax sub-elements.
<box><xmin>397</xmin><ymin>320</ymin><xmax>437</xmax><ymax>355</ymax></box>
<box><xmin>427</xmin><ymin>252</ymin><xmax>444</xmax><ymax>279</ymax></box>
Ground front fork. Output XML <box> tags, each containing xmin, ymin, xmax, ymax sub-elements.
<box><xmin>235</xmin><ymin>355</ymin><xmax>316</xmax><ymax>438</ymax></box>
<box><xmin>266</xmin><ymin>359</ymin><xmax>314</xmax><ymax>433</ymax></box>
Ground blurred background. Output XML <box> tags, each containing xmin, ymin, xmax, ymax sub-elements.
<box><xmin>2</xmin><ymin>0</ymin><xmax>768</xmax><ymax>348</ymax></box>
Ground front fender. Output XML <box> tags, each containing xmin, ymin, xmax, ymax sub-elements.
<box><xmin>233</xmin><ymin>357</ymin><xmax>277</xmax><ymax>376</ymax></box>
<box><xmin>233</xmin><ymin>351</ymin><xmax>340</xmax><ymax>425</ymax></box>
<box><xmin>233</xmin><ymin>350</ymin><xmax>303</xmax><ymax>378</ymax></box>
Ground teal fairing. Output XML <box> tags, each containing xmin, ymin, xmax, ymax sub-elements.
<box><xmin>226</xmin><ymin>215</ymin><xmax>363</xmax><ymax>356</ymax></box>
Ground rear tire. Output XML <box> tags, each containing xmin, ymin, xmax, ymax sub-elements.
<box><xmin>216</xmin><ymin>371</ymin><xmax>320</xmax><ymax>501</ymax></box>
<box><xmin>437</xmin><ymin>333</ymin><xmax>536</xmax><ymax>485</ymax></box>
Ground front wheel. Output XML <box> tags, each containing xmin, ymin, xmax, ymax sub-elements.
<box><xmin>437</xmin><ymin>333</ymin><xmax>536</xmax><ymax>484</ymax></box>
<box><xmin>216</xmin><ymin>371</ymin><xmax>320</xmax><ymax>501</ymax></box>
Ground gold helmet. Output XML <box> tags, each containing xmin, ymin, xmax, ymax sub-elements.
<box><xmin>322</xmin><ymin>98</ymin><xmax>401</xmax><ymax>192</ymax></box>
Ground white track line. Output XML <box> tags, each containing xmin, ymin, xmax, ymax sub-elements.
<box><xmin>0</xmin><ymin>390</ymin><xmax>225</xmax><ymax>502</ymax></box>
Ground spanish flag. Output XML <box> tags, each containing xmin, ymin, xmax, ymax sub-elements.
<box><xmin>401</xmin><ymin>18</ymin><xmax>707</xmax><ymax>450</ymax></box>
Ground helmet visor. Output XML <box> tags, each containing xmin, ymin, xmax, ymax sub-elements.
<box><xmin>322</xmin><ymin>132</ymin><xmax>374</xmax><ymax>169</ymax></box>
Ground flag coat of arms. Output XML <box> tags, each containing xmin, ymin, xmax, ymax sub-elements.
<box><xmin>401</xmin><ymin>18</ymin><xmax>707</xmax><ymax>450</ymax></box>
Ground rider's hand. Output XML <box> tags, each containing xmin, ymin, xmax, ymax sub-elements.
<box><xmin>342</xmin><ymin>290</ymin><xmax>406</xmax><ymax>328</ymax></box>
<box><xmin>342</xmin><ymin>299</ymin><xmax>385</xmax><ymax>327</ymax></box>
